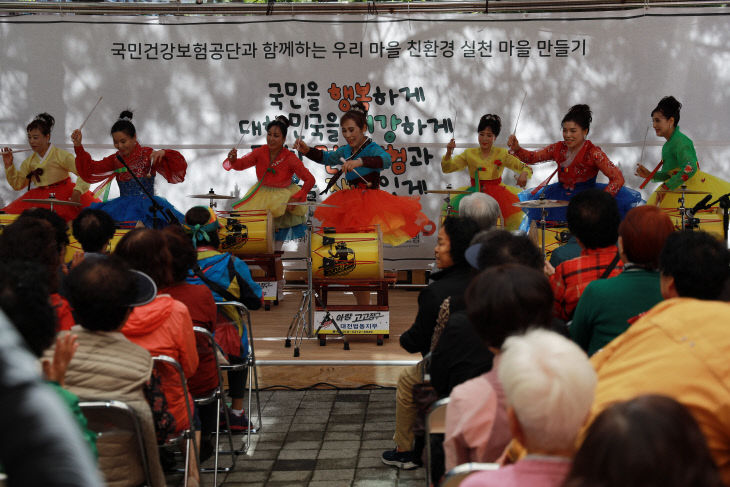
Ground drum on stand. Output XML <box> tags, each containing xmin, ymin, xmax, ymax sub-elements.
<box><xmin>0</xmin><ymin>213</ymin><xmax>19</xmax><ymax>231</ymax></box>
<box><xmin>218</xmin><ymin>209</ymin><xmax>274</xmax><ymax>256</ymax></box>
<box><xmin>311</xmin><ymin>227</ymin><xmax>384</xmax><ymax>280</ymax></box>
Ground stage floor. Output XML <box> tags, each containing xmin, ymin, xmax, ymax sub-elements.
<box><xmin>250</xmin><ymin>287</ymin><xmax>421</xmax><ymax>389</ymax></box>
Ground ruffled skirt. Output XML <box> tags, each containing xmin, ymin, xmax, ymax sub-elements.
<box><xmin>444</xmin><ymin>179</ymin><xmax>526</xmax><ymax>231</ymax></box>
<box><xmin>3</xmin><ymin>177</ymin><xmax>97</xmax><ymax>221</ymax></box>
<box><xmin>315</xmin><ymin>188</ymin><xmax>434</xmax><ymax>247</ymax></box>
<box><xmin>91</xmin><ymin>195</ymin><xmax>184</xmax><ymax>228</ymax></box>
<box><xmin>234</xmin><ymin>184</ymin><xmax>307</xmax><ymax>241</ymax></box>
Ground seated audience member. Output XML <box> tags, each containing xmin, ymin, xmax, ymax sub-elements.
<box><xmin>382</xmin><ymin>216</ymin><xmax>479</xmax><ymax>469</ymax></box>
<box><xmin>0</xmin><ymin>311</ymin><xmax>103</xmax><ymax>487</ymax></box>
<box><xmin>59</xmin><ymin>256</ymin><xmax>166</xmax><ymax>487</ymax></box>
<box><xmin>161</xmin><ymin>226</ymin><xmax>219</xmax><ymax>454</ymax></box>
<box><xmin>71</xmin><ymin>208</ymin><xmax>116</xmax><ymax>255</ymax></box>
<box><xmin>564</xmin><ymin>394</ymin><xmax>724</xmax><ymax>487</ymax></box>
<box><xmin>0</xmin><ymin>260</ymin><xmax>98</xmax><ymax>460</ymax></box>
<box><xmin>443</xmin><ymin>264</ymin><xmax>555</xmax><ymax>474</ymax></box>
<box><xmin>571</xmin><ymin>205</ymin><xmax>674</xmax><ymax>355</ymax></box>
<box><xmin>461</xmin><ymin>329</ymin><xmax>596</xmax><ymax>487</ymax></box>
<box><xmin>550</xmin><ymin>188</ymin><xmax>623</xmax><ymax>320</ymax></box>
<box><xmin>9</xmin><ymin>209</ymin><xmax>76</xmax><ymax>330</ymax></box>
<box><xmin>459</xmin><ymin>192</ymin><xmax>502</xmax><ymax>231</ymax></box>
<box><xmin>589</xmin><ymin>230</ymin><xmax>730</xmax><ymax>484</ymax></box>
<box><xmin>183</xmin><ymin>205</ymin><xmax>262</xmax><ymax>430</ymax></box>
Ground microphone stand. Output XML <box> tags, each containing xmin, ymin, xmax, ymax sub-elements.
<box><xmin>706</xmin><ymin>192</ymin><xmax>730</xmax><ymax>246</ymax></box>
<box><xmin>115</xmin><ymin>154</ymin><xmax>180</xmax><ymax>228</ymax></box>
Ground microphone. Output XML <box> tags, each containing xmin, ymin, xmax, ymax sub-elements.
<box><xmin>691</xmin><ymin>194</ymin><xmax>713</xmax><ymax>214</ymax></box>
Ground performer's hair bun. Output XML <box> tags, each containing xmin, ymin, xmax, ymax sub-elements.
<box><xmin>267</xmin><ymin>115</ymin><xmax>291</xmax><ymax>138</ymax></box>
<box><xmin>562</xmin><ymin>104</ymin><xmax>593</xmax><ymax>132</ymax></box>
<box><xmin>341</xmin><ymin>102</ymin><xmax>369</xmax><ymax>129</ymax></box>
<box><xmin>652</xmin><ymin>96</ymin><xmax>682</xmax><ymax>126</ymax></box>
<box><xmin>111</xmin><ymin>109</ymin><xmax>137</xmax><ymax>138</ymax></box>
<box><xmin>27</xmin><ymin>112</ymin><xmax>55</xmax><ymax>135</ymax></box>
<box><xmin>477</xmin><ymin>113</ymin><xmax>502</xmax><ymax>136</ymax></box>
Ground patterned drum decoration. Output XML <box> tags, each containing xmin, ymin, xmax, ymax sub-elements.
<box><xmin>311</xmin><ymin>228</ymin><xmax>383</xmax><ymax>279</ymax></box>
<box><xmin>218</xmin><ymin>209</ymin><xmax>274</xmax><ymax>255</ymax></box>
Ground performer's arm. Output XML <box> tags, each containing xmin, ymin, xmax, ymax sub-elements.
<box><xmin>57</xmin><ymin>149</ymin><xmax>91</xmax><ymax>194</ymax></box>
<box><xmin>660</xmin><ymin>150</ymin><xmax>698</xmax><ymax>190</ymax></box>
<box><xmin>508</xmin><ymin>136</ymin><xmax>561</xmax><ymax>166</ymax></box>
<box><xmin>152</xmin><ymin>149</ymin><xmax>187</xmax><ymax>184</ymax></box>
<box><xmin>441</xmin><ymin>147</ymin><xmax>468</xmax><ymax>174</ymax></box>
<box><xmin>590</xmin><ymin>147</ymin><xmax>624</xmax><ymax>196</ymax></box>
<box><xmin>289</xmin><ymin>153</ymin><xmax>316</xmax><ymax>201</ymax></box>
<box><xmin>223</xmin><ymin>146</ymin><xmax>261</xmax><ymax>172</ymax></box>
<box><xmin>363</xmin><ymin>144</ymin><xmax>392</xmax><ymax>170</ymax></box>
<box><xmin>71</xmin><ymin>130</ymin><xmax>119</xmax><ymax>183</ymax></box>
<box><xmin>4</xmin><ymin>155</ymin><xmax>32</xmax><ymax>191</ymax></box>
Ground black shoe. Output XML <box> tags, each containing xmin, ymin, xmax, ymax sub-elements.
<box><xmin>381</xmin><ymin>448</ymin><xmax>422</xmax><ymax>469</ymax></box>
<box><xmin>199</xmin><ymin>437</ymin><xmax>215</xmax><ymax>463</ymax></box>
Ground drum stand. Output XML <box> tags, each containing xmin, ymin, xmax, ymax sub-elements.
<box><xmin>284</xmin><ymin>201</ymin><xmax>347</xmax><ymax>357</ymax></box>
<box><xmin>538</xmin><ymin>195</ymin><xmax>548</xmax><ymax>256</ymax></box>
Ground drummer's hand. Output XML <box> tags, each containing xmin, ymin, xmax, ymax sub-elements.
<box><xmin>655</xmin><ymin>190</ymin><xmax>666</xmax><ymax>205</ymax></box>
<box><xmin>42</xmin><ymin>333</ymin><xmax>78</xmax><ymax>387</ymax></box>
<box><xmin>150</xmin><ymin>150</ymin><xmax>166</xmax><ymax>165</ymax></box>
<box><xmin>69</xmin><ymin>190</ymin><xmax>81</xmax><ymax>204</ymax></box>
<box><xmin>544</xmin><ymin>260</ymin><xmax>555</xmax><ymax>277</ymax></box>
<box><xmin>71</xmin><ymin>129</ymin><xmax>83</xmax><ymax>147</ymax></box>
<box><xmin>516</xmin><ymin>171</ymin><xmax>529</xmax><ymax>188</ymax></box>
<box><xmin>293</xmin><ymin>139</ymin><xmax>309</xmax><ymax>154</ymax></box>
<box><xmin>507</xmin><ymin>135</ymin><xmax>520</xmax><ymax>152</ymax></box>
<box><xmin>1</xmin><ymin>147</ymin><xmax>13</xmax><ymax>168</ymax></box>
<box><xmin>343</xmin><ymin>158</ymin><xmax>363</xmax><ymax>173</ymax></box>
<box><xmin>228</xmin><ymin>148</ymin><xmax>237</xmax><ymax>163</ymax></box>
<box><xmin>446</xmin><ymin>138</ymin><xmax>456</xmax><ymax>154</ymax></box>
<box><xmin>635</xmin><ymin>163</ymin><xmax>651</xmax><ymax>178</ymax></box>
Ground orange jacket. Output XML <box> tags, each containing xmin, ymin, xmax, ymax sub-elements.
<box><xmin>123</xmin><ymin>295</ymin><xmax>198</xmax><ymax>431</ymax></box>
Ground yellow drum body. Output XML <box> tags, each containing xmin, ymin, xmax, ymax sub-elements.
<box><xmin>664</xmin><ymin>208</ymin><xmax>725</xmax><ymax>241</ymax></box>
<box><xmin>218</xmin><ymin>210</ymin><xmax>274</xmax><ymax>256</ymax></box>
<box><xmin>65</xmin><ymin>228</ymin><xmax>130</xmax><ymax>263</ymax></box>
<box><xmin>311</xmin><ymin>229</ymin><xmax>384</xmax><ymax>279</ymax></box>
<box><xmin>0</xmin><ymin>213</ymin><xmax>19</xmax><ymax>231</ymax></box>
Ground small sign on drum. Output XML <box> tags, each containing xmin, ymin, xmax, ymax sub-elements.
<box><xmin>315</xmin><ymin>310</ymin><xmax>389</xmax><ymax>335</ymax></box>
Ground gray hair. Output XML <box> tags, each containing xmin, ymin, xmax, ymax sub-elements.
<box><xmin>498</xmin><ymin>329</ymin><xmax>597</xmax><ymax>453</ymax></box>
<box><xmin>458</xmin><ymin>192</ymin><xmax>502</xmax><ymax>231</ymax></box>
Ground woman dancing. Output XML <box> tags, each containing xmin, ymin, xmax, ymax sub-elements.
<box><xmin>72</xmin><ymin>110</ymin><xmax>187</xmax><ymax>228</ymax></box>
<box><xmin>224</xmin><ymin>115</ymin><xmax>315</xmax><ymax>242</ymax></box>
<box><xmin>293</xmin><ymin>102</ymin><xmax>432</xmax><ymax>247</ymax></box>
<box><xmin>442</xmin><ymin>113</ymin><xmax>531</xmax><ymax>230</ymax></box>
<box><xmin>508</xmin><ymin>104</ymin><xmax>641</xmax><ymax>225</ymax></box>
<box><xmin>2</xmin><ymin>113</ymin><xmax>96</xmax><ymax>221</ymax></box>
<box><xmin>636</xmin><ymin>96</ymin><xmax>730</xmax><ymax>210</ymax></box>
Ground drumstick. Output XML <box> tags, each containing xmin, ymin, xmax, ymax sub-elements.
<box><xmin>234</xmin><ymin>132</ymin><xmax>245</xmax><ymax>150</ymax></box>
<box><xmin>340</xmin><ymin>157</ymin><xmax>372</xmax><ymax>187</ymax></box>
<box><xmin>639</xmin><ymin>161</ymin><xmax>663</xmax><ymax>190</ymax></box>
<box><xmin>512</xmin><ymin>91</ymin><xmax>528</xmax><ymax>136</ymax></box>
<box><xmin>2</xmin><ymin>148</ymin><xmax>33</xmax><ymax>154</ymax></box>
<box><xmin>79</xmin><ymin>96</ymin><xmax>103</xmax><ymax>131</ymax></box>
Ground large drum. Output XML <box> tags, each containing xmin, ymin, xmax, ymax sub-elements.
<box><xmin>311</xmin><ymin>228</ymin><xmax>383</xmax><ymax>279</ymax></box>
<box><xmin>0</xmin><ymin>213</ymin><xmax>19</xmax><ymax>231</ymax></box>
<box><xmin>218</xmin><ymin>210</ymin><xmax>274</xmax><ymax>256</ymax></box>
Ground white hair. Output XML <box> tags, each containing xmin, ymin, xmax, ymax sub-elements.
<box><xmin>459</xmin><ymin>192</ymin><xmax>502</xmax><ymax>231</ymax></box>
<box><xmin>498</xmin><ymin>329</ymin><xmax>597</xmax><ymax>453</ymax></box>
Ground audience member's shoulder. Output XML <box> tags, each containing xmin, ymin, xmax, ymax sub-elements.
<box><xmin>451</xmin><ymin>371</ymin><xmax>495</xmax><ymax>401</ymax></box>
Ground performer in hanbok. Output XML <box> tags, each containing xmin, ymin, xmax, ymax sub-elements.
<box><xmin>2</xmin><ymin>113</ymin><xmax>96</xmax><ymax>221</ymax></box>
<box><xmin>71</xmin><ymin>111</ymin><xmax>187</xmax><ymax>228</ymax></box>
<box><xmin>441</xmin><ymin>113</ymin><xmax>532</xmax><ymax>230</ymax></box>
<box><xmin>508</xmin><ymin>104</ymin><xmax>642</xmax><ymax>225</ymax></box>
<box><xmin>636</xmin><ymin>96</ymin><xmax>730</xmax><ymax>209</ymax></box>
<box><xmin>224</xmin><ymin>115</ymin><xmax>315</xmax><ymax>241</ymax></box>
<box><xmin>293</xmin><ymin>102</ymin><xmax>432</xmax><ymax>247</ymax></box>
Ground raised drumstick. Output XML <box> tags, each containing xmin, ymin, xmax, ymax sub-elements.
<box><xmin>512</xmin><ymin>91</ymin><xmax>528</xmax><ymax>136</ymax></box>
<box><xmin>79</xmin><ymin>96</ymin><xmax>103</xmax><ymax>131</ymax></box>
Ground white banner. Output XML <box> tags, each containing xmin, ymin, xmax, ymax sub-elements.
<box><xmin>2</xmin><ymin>8</ymin><xmax>729</xmax><ymax>268</ymax></box>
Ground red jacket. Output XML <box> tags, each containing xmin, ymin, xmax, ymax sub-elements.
<box><xmin>123</xmin><ymin>295</ymin><xmax>199</xmax><ymax>431</ymax></box>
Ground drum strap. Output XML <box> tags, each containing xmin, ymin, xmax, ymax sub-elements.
<box><xmin>321</xmin><ymin>139</ymin><xmax>374</xmax><ymax>195</ymax></box>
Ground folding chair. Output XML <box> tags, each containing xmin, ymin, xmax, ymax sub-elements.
<box><xmin>426</xmin><ymin>397</ymin><xmax>450</xmax><ymax>487</ymax></box>
<box><xmin>78</xmin><ymin>400</ymin><xmax>153</xmax><ymax>487</ymax></box>
<box><xmin>152</xmin><ymin>355</ymin><xmax>199</xmax><ymax>487</ymax></box>
<box><xmin>192</xmin><ymin>326</ymin><xmax>236</xmax><ymax>485</ymax></box>
<box><xmin>215</xmin><ymin>301</ymin><xmax>263</xmax><ymax>453</ymax></box>
<box><xmin>439</xmin><ymin>462</ymin><xmax>500</xmax><ymax>487</ymax></box>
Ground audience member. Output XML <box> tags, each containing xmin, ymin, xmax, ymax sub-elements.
<box><xmin>461</xmin><ymin>329</ymin><xmax>596</xmax><ymax>487</ymax></box>
<box><xmin>59</xmin><ymin>256</ymin><xmax>166</xmax><ymax>487</ymax></box>
<box><xmin>71</xmin><ymin>208</ymin><xmax>116</xmax><ymax>254</ymax></box>
<box><xmin>571</xmin><ymin>205</ymin><xmax>674</xmax><ymax>355</ymax></box>
<box><xmin>444</xmin><ymin>264</ymin><xmax>554</xmax><ymax>473</ymax></box>
<box><xmin>550</xmin><ymin>188</ymin><xmax>622</xmax><ymax>320</ymax></box>
<box><xmin>382</xmin><ymin>216</ymin><xmax>479</xmax><ymax>470</ymax></box>
<box><xmin>564</xmin><ymin>394</ymin><xmax>724</xmax><ymax>487</ymax></box>
<box><xmin>183</xmin><ymin>205</ymin><xmax>262</xmax><ymax>430</ymax></box>
<box><xmin>0</xmin><ymin>310</ymin><xmax>103</xmax><ymax>487</ymax></box>
<box><xmin>458</xmin><ymin>192</ymin><xmax>502</xmax><ymax>231</ymax></box>
<box><xmin>589</xmin><ymin>230</ymin><xmax>730</xmax><ymax>484</ymax></box>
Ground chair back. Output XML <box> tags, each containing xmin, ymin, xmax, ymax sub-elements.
<box><xmin>426</xmin><ymin>397</ymin><xmax>451</xmax><ymax>486</ymax></box>
<box><xmin>440</xmin><ymin>462</ymin><xmax>500</xmax><ymax>487</ymax></box>
<box><xmin>79</xmin><ymin>399</ymin><xmax>152</xmax><ymax>487</ymax></box>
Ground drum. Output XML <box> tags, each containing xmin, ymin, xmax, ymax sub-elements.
<box><xmin>65</xmin><ymin>228</ymin><xmax>130</xmax><ymax>263</ymax></box>
<box><xmin>311</xmin><ymin>228</ymin><xmax>383</xmax><ymax>279</ymax></box>
<box><xmin>0</xmin><ymin>213</ymin><xmax>19</xmax><ymax>231</ymax></box>
<box><xmin>528</xmin><ymin>220</ymin><xmax>570</xmax><ymax>260</ymax></box>
<box><xmin>218</xmin><ymin>210</ymin><xmax>274</xmax><ymax>256</ymax></box>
